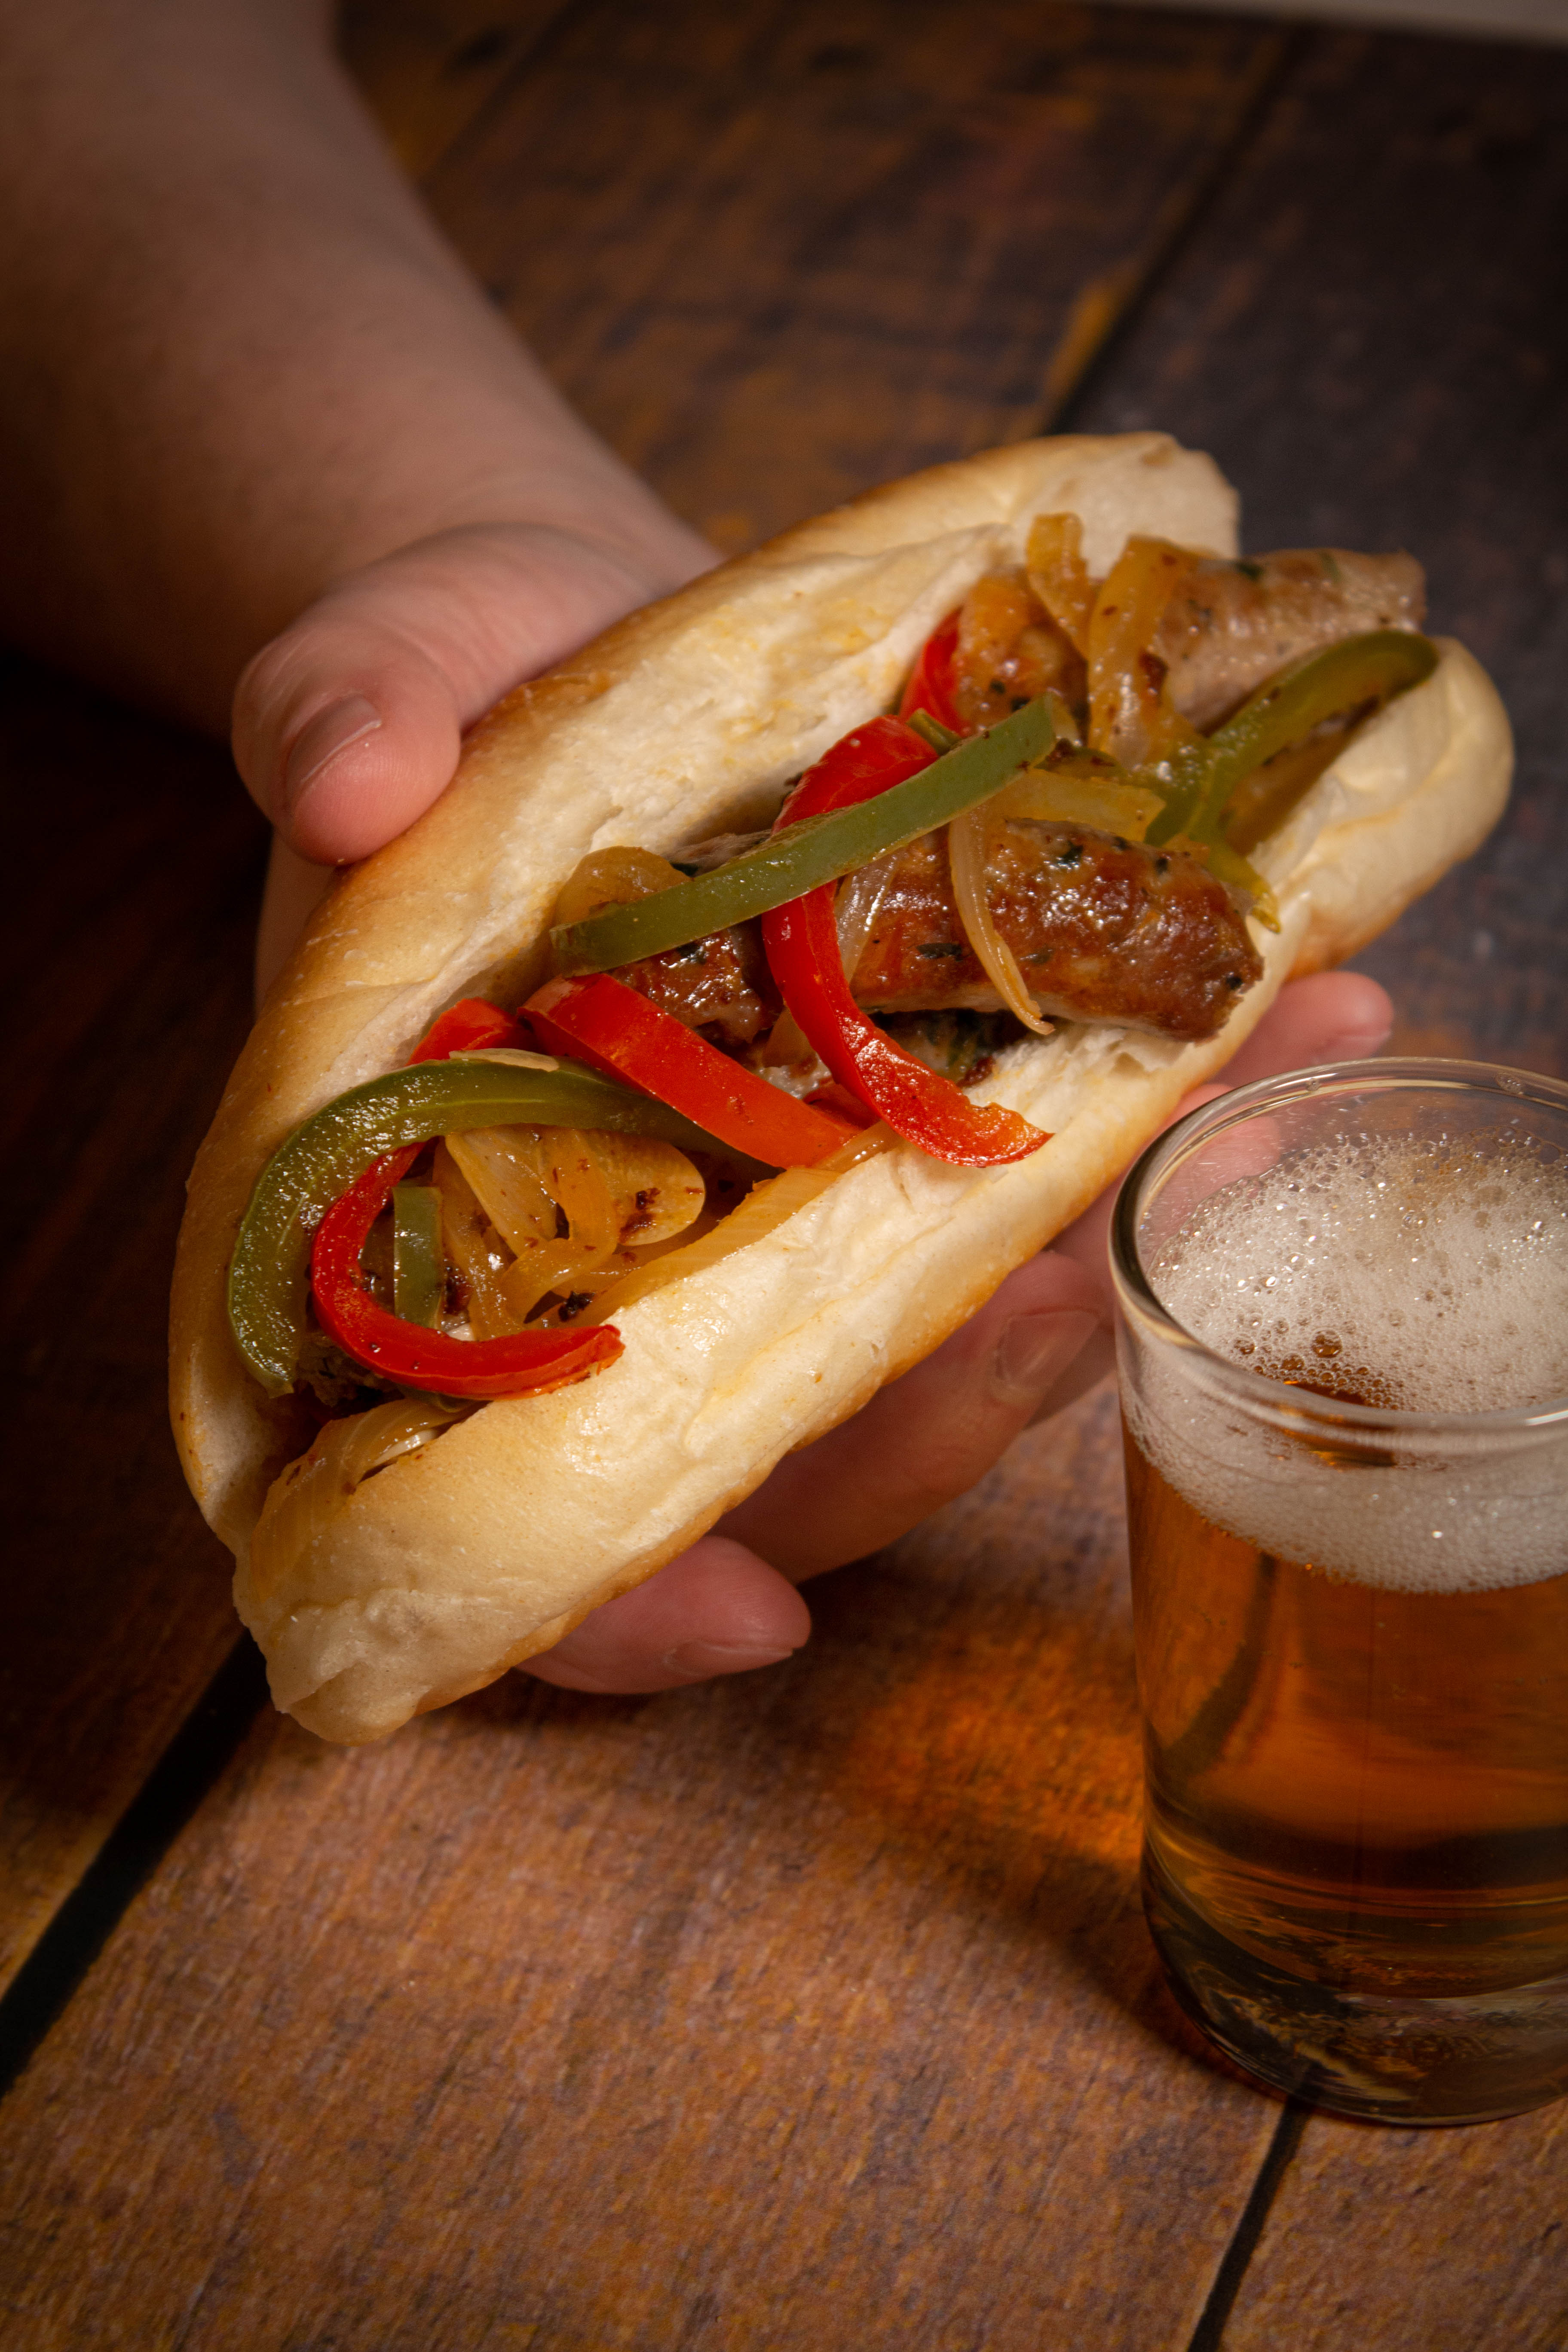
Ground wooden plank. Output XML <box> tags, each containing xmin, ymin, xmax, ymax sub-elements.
<box><xmin>1062</xmin><ymin>21</ymin><xmax>1568</xmax><ymax>2334</ymax></box>
<box><xmin>7</xmin><ymin>6</ymin><xmax>1563</xmax><ymax>2340</ymax></box>
<box><xmin>0</xmin><ymin>1386</ymin><xmax>1289</xmax><ymax>2350</ymax></box>
<box><xmin>0</xmin><ymin>1</ymin><xmax>569</xmax><ymax>2011</ymax></box>
<box><xmin>1104</xmin><ymin>0</ymin><xmax>1568</xmax><ymax>43</ymax></box>
<box><xmin>0</xmin><ymin>658</ymin><xmax>268</xmax><ymax>1997</ymax></box>
<box><xmin>418</xmin><ymin>0</ymin><xmax>1288</xmax><ymax>549</ymax></box>
<box><xmin>338</xmin><ymin>0</ymin><xmax>576</xmax><ymax>181</ymax></box>
<box><xmin>1222</xmin><ymin>2103</ymin><xmax>1568</xmax><ymax>2349</ymax></box>
<box><xmin>1066</xmin><ymin>24</ymin><xmax>1568</xmax><ymax>1081</ymax></box>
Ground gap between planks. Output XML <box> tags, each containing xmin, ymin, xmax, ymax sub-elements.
<box><xmin>1044</xmin><ymin>28</ymin><xmax>1304</xmax><ymax>433</ymax></box>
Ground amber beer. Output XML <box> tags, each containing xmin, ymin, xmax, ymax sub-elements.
<box><xmin>1112</xmin><ymin>1064</ymin><xmax>1568</xmax><ymax>2124</ymax></box>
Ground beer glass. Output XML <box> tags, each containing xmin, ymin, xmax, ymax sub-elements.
<box><xmin>1111</xmin><ymin>1060</ymin><xmax>1568</xmax><ymax>2125</ymax></box>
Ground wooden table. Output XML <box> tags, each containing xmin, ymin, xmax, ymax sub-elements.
<box><xmin>3</xmin><ymin>7</ymin><xmax>1565</xmax><ymax>2344</ymax></box>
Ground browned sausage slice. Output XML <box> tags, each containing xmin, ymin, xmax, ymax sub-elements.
<box><xmin>846</xmin><ymin>823</ymin><xmax>1261</xmax><ymax>1042</ymax></box>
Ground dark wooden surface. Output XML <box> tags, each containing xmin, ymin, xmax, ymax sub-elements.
<box><xmin>0</xmin><ymin>669</ymin><xmax>263</xmax><ymax>1997</ymax></box>
<box><xmin>414</xmin><ymin>0</ymin><xmax>1290</xmax><ymax>551</ymax></box>
<box><xmin>2</xmin><ymin>6</ymin><xmax>1565</xmax><ymax>2345</ymax></box>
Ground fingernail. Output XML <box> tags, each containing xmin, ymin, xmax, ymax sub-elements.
<box><xmin>662</xmin><ymin>1640</ymin><xmax>799</xmax><ymax>1676</ymax></box>
<box><xmin>990</xmin><ymin>1310</ymin><xmax>1099</xmax><ymax>1408</ymax></box>
<box><xmin>1330</xmin><ymin>1020</ymin><xmax>1393</xmax><ymax>1059</ymax></box>
<box><xmin>282</xmin><ymin>695</ymin><xmax>381</xmax><ymax>816</ymax></box>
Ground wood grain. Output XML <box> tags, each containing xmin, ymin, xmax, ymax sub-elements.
<box><xmin>339</xmin><ymin>0</ymin><xmax>574</xmax><ymax>179</ymax></box>
<box><xmin>418</xmin><ymin>0</ymin><xmax>1287</xmax><ymax>550</ymax></box>
<box><xmin>0</xmin><ymin>0</ymin><xmax>565</xmax><ymax>2012</ymax></box>
<box><xmin>3</xmin><ymin>7</ymin><xmax>1566</xmax><ymax>2344</ymax></box>
<box><xmin>1067</xmin><ymin>26</ymin><xmax>1568</xmax><ymax>1080</ymax></box>
<box><xmin>0</xmin><ymin>1387</ymin><xmax>1287</xmax><ymax>2351</ymax></box>
<box><xmin>1224</xmin><ymin>2101</ymin><xmax>1568</xmax><ymax>2351</ymax></box>
<box><xmin>0</xmin><ymin>662</ymin><xmax>266</xmax><ymax>1998</ymax></box>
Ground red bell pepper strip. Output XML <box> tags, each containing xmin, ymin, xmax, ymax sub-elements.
<box><xmin>311</xmin><ymin>1149</ymin><xmax>622</xmax><ymax>1400</ymax></box>
<box><xmin>307</xmin><ymin>993</ymin><xmax>621</xmax><ymax>1399</ymax></box>
<box><xmin>759</xmin><ymin>718</ymin><xmax>1049</xmax><ymax>1168</ymax></box>
<box><xmin>408</xmin><ymin>997</ymin><xmax>524</xmax><ymax>1064</ymax></box>
<box><xmin>897</xmin><ymin>610</ymin><xmax>968</xmax><ymax>735</ymax></box>
<box><xmin>525</xmin><ymin>973</ymin><xmax>856</xmax><ymax>1167</ymax></box>
<box><xmin>805</xmin><ymin>1080</ymin><xmax>878</xmax><ymax>1130</ymax></box>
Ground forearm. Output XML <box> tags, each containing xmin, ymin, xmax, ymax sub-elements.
<box><xmin>0</xmin><ymin>0</ymin><xmax>706</xmax><ymax>732</ymax></box>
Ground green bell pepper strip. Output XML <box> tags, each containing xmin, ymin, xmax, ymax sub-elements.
<box><xmin>549</xmin><ymin>698</ymin><xmax>1059</xmax><ymax>976</ymax></box>
<box><xmin>1144</xmin><ymin>629</ymin><xmax>1439</xmax><ymax>848</ymax></box>
<box><xmin>391</xmin><ymin>1182</ymin><xmax>446</xmax><ymax>1329</ymax></box>
<box><xmin>904</xmin><ymin>710</ymin><xmax>961</xmax><ymax>755</ymax></box>
<box><xmin>229</xmin><ymin>1057</ymin><xmax>754</xmax><ymax>1399</ymax></box>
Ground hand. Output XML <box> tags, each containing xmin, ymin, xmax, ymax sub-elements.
<box><xmin>526</xmin><ymin>969</ymin><xmax>1395</xmax><ymax>1694</ymax></box>
<box><xmin>237</xmin><ymin>514</ymin><xmax>714</xmax><ymax>997</ymax></box>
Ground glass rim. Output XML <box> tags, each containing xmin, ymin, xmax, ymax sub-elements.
<box><xmin>1110</xmin><ymin>1056</ymin><xmax>1568</xmax><ymax>1437</ymax></box>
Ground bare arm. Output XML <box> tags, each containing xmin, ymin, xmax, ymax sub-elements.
<box><xmin>0</xmin><ymin>0</ymin><xmax>710</xmax><ymax>796</ymax></box>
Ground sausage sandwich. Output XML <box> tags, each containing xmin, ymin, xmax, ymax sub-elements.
<box><xmin>171</xmin><ymin>434</ymin><xmax>1512</xmax><ymax>1743</ymax></box>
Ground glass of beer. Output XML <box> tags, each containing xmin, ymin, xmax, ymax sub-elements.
<box><xmin>1111</xmin><ymin>1060</ymin><xmax>1568</xmax><ymax>2125</ymax></box>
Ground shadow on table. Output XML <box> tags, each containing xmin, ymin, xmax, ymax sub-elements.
<box><xmin>456</xmin><ymin>1385</ymin><xmax>1248</xmax><ymax>2089</ymax></box>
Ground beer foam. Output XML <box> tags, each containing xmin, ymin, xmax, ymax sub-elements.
<box><xmin>1127</xmin><ymin>1136</ymin><xmax>1568</xmax><ymax>1594</ymax></box>
<box><xmin>1154</xmin><ymin>1136</ymin><xmax>1568</xmax><ymax>1415</ymax></box>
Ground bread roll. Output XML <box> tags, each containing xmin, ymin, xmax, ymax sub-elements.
<box><xmin>169</xmin><ymin>433</ymin><xmax>1512</xmax><ymax>1742</ymax></box>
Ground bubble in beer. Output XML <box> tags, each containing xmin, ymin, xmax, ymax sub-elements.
<box><xmin>1152</xmin><ymin>1135</ymin><xmax>1568</xmax><ymax>1414</ymax></box>
<box><xmin>1127</xmin><ymin>1133</ymin><xmax>1568</xmax><ymax>1595</ymax></box>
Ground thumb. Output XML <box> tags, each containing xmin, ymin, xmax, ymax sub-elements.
<box><xmin>231</xmin><ymin>520</ymin><xmax>702</xmax><ymax>864</ymax></box>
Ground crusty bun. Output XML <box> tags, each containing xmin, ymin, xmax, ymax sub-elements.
<box><xmin>170</xmin><ymin>434</ymin><xmax>1512</xmax><ymax>1743</ymax></box>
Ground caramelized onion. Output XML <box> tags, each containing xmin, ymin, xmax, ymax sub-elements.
<box><xmin>1025</xmin><ymin>512</ymin><xmax>1096</xmax><ymax>657</ymax></box>
<box><xmin>579</xmin><ymin>1167</ymin><xmax>838</xmax><ymax>1321</ymax></box>
<box><xmin>445</xmin><ymin>1127</ymin><xmax>557</xmax><ymax>1253</ymax></box>
<box><xmin>447</xmin><ymin>1124</ymin><xmax>707</xmax><ymax>1323</ymax></box>
<box><xmin>442</xmin><ymin>1127</ymin><xmax>586</xmax><ymax>1323</ymax></box>
<box><xmin>578</xmin><ymin>1131</ymin><xmax>707</xmax><ymax>1248</ymax></box>
<box><xmin>432</xmin><ymin>1142</ymin><xmax>523</xmax><ymax>1337</ymax></box>
<box><xmin>819</xmin><ymin>1122</ymin><xmax>897</xmax><ymax>1173</ymax></box>
<box><xmin>992</xmin><ymin>763</ymin><xmax>1165</xmax><ymax>841</ymax></box>
<box><xmin>579</xmin><ymin>1123</ymin><xmax>897</xmax><ymax>1321</ymax></box>
<box><xmin>552</xmin><ymin>845</ymin><xmax>686</xmax><ymax>930</ymax></box>
<box><xmin>1086</xmin><ymin>536</ymin><xmax>1205</xmax><ymax>769</ymax></box>
<box><xmin>834</xmin><ymin>849</ymin><xmax>897</xmax><ymax>983</ymax></box>
<box><xmin>251</xmin><ymin>1398</ymin><xmax>462</xmax><ymax>1602</ymax></box>
<box><xmin>946</xmin><ymin>808</ymin><xmax>1053</xmax><ymax>1037</ymax></box>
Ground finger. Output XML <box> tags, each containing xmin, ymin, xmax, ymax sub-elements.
<box><xmin>1215</xmin><ymin>968</ymin><xmax>1392</xmax><ymax>1092</ymax></box>
<box><xmin>717</xmin><ymin>1252</ymin><xmax>1104</xmax><ymax>1583</ymax></box>
<box><xmin>524</xmin><ymin>1537</ymin><xmax>811</xmax><ymax>1694</ymax></box>
<box><xmin>232</xmin><ymin>521</ymin><xmax>684</xmax><ymax>864</ymax></box>
<box><xmin>236</xmin><ymin>609</ymin><xmax>460</xmax><ymax>867</ymax></box>
<box><xmin>812</xmin><ymin>975</ymin><xmax>1399</xmax><ymax>1492</ymax></box>
<box><xmin>1052</xmin><ymin>970</ymin><xmax>1395</xmax><ymax>1283</ymax></box>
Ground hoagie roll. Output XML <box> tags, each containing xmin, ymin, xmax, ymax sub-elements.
<box><xmin>171</xmin><ymin>432</ymin><xmax>1512</xmax><ymax>1743</ymax></box>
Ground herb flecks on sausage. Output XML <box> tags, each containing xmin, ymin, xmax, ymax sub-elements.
<box><xmin>845</xmin><ymin>824</ymin><xmax>1260</xmax><ymax>1041</ymax></box>
<box><xmin>602</xmin><ymin>537</ymin><xmax>1421</xmax><ymax>1053</ymax></box>
<box><xmin>613</xmin><ymin>921</ymin><xmax>781</xmax><ymax>1047</ymax></box>
<box><xmin>613</xmin><ymin>825</ymin><xmax>1259</xmax><ymax>1047</ymax></box>
<box><xmin>946</xmin><ymin>543</ymin><xmax>1424</xmax><ymax>739</ymax></box>
<box><xmin>1150</xmin><ymin>548</ymin><xmax>1425</xmax><ymax>732</ymax></box>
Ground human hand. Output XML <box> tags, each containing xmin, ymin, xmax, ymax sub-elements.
<box><xmin>236</xmin><ymin>514</ymin><xmax>715</xmax><ymax>996</ymax></box>
<box><xmin>526</xmin><ymin>968</ymin><xmax>1394</xmax><ymax>1694</ymax></box>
